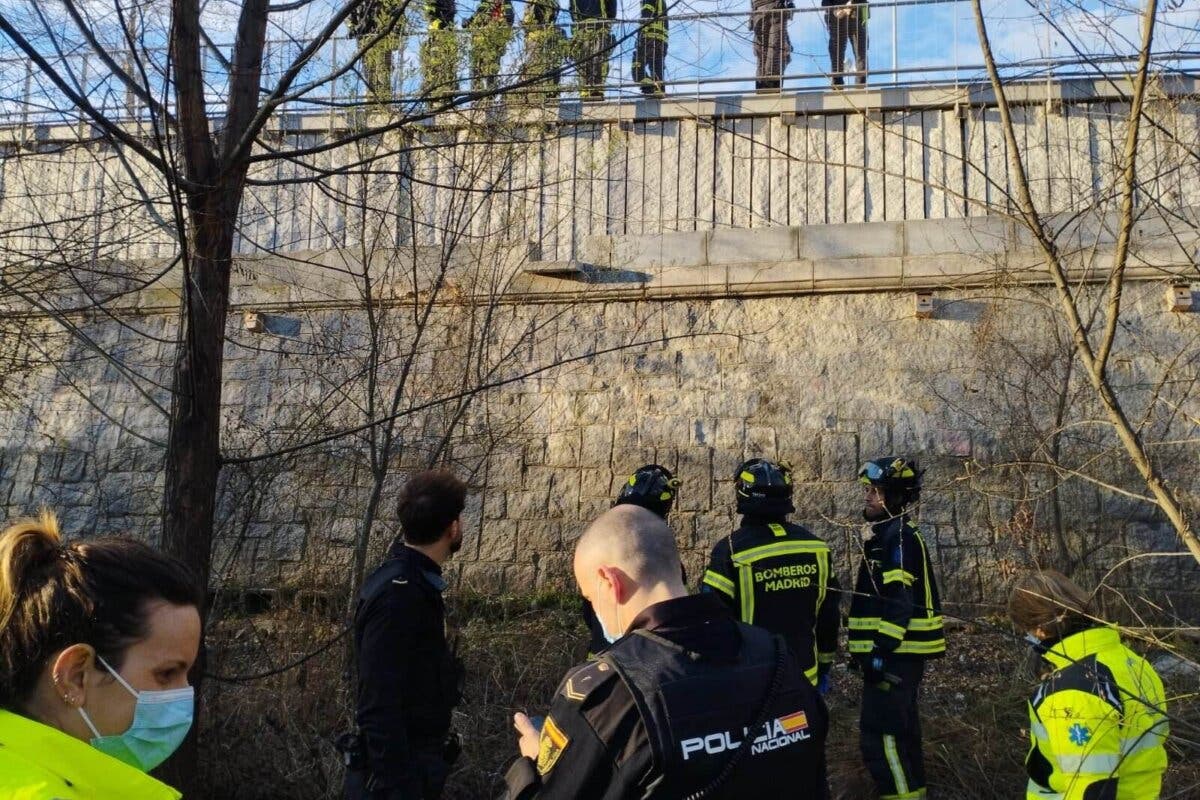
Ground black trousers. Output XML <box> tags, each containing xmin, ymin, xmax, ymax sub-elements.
<box><xmin>828</xmin><ymin>10</ymin><xmax>867</xmax><ymax>85</ymax></box>
<box><xmin>632</xmin><ymin>32</ymin><xmax>666</xmax><ymax>95</ymax></box>
<box><xmin>344</xmin><ymin>749</ymin><xmax>451</xmax><ymax>800</ymax></box>
<box><xmin>859</xmin><ymin>659</ymin><xmax>926</xmax><ymax>799</ymax></box>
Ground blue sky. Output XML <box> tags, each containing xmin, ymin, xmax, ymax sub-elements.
<box><xmin>1</xmin><ymin>0</ymin><xmax>1196</xmax><ymax>118</ymax></box>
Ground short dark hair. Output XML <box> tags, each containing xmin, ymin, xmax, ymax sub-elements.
<box><xmin>397</xmin><ymin>471</ymin><xmax>468</xmax><ymax>545</ymax></box>
<box><xmin>0</xmin><ymin>510</ymin><xmax>203</xmax><ymax>709</ymax></box>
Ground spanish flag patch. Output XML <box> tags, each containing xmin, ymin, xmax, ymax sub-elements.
<box><xmin>536</xmin><ymin>716</ymin><xmax>570</xmax><ymax>776</ymax></box>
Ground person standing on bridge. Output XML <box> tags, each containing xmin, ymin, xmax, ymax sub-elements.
<box><xmin>750</xmin><ymin>0</ymin><xmax>794</xmax><ymax>92</ymax></box>
<box><xmin>849</xmin><ymin>456</ymin><xmax>943</xmax><ymax>800</ymax></box>
<box><xmin>701</xmin><ymin>459</ymin><xmax>840</xmax><ymax>692</ymax></box>
<box><xmin>504</xmin><ymin>505</ymin><xmax>829</xmax><ymax>799</ymax></box>
<box><xmin>570</xmin><ymin>0</ymin><xmax>617</xmax><ymax>100</ymax></box>
<box><xmin>465</xmin><ymin>0</ymin><xmax>515</xmax><ymax>93</ymax></box>
<box><xmin>631</xmin><ymin>0</ymin><xmax>668</xmax><ymax>97</ymax></box>
<box><xmin>519</xmin><ymin>0</ymin><xmax>567</xmax><ymax>101</ymax></box>
<box><xmin>422</xmin><ymin>0</ymin><xmax>461</xmax><ymax>100</ymax></box>
<box><xmin>824</xmin><ymin>0</ymin><xmax>868</xmax><ymax>87</ymax></box>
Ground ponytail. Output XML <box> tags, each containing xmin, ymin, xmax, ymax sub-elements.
<box><xmin>0</xmin><ymin>509</ymin><xmax>202</xmax><ymax>709</ymax></box>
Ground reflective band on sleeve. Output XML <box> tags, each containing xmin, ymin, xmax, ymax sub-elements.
<box><xmin>702</xmin><ymin>570</ymin><xmax>735</xmax><ymax>597</ymax></box>
<box><xmin>878</xmin><ymin>621</ymin><xmax>906</xmax><ymax>640</ymax></box>
<box><xmin>882</xmin><ymin>568</ymin><xmax>915</xmax><ymax>586</ymax></box>
<box><xmin>849</xmin><ymin>616</ymin><xmax>881</xmax><ymax>630</ymax></box>
<box><xmin>906</xmin><ymin>616</ymin><xmax>943</xmax><ymax>630</ymax></box>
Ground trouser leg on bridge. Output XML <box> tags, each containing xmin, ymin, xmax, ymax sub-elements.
<box><xmin>632</xmin><ymin>27</ymin><xmax>666</xmax><ymax>96</ymax></box>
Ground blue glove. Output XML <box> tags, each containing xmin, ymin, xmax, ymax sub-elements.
<box><xmin>816</xmin><ymin>674</ymin><xmax>830</xmax><ymax>695</ymax></box>
<box><xmin>870</xmin><ymin>656</ymin><xmax>885</xmax><ymax>674</ymax></box>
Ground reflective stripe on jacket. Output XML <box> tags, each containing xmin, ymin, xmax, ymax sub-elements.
<box><xmin>847</xmin><ymin>516</ymin><xmax>944</xmax><ymax>658</ymax></box>
<box><xmin>1025</xmin><ymin>626</ymin><xmax>1168</xmax><ymax>800</ymax></box>
<box><xmin>0</xmin><ymin>708</ymin><xmax>181</xmax><ymax>800</ymax></box>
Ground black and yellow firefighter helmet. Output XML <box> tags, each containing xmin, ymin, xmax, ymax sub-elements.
<box><xmin>858</xmin><ymin>456</ymin><xmax>923</xmax><ymax>507</ymax></box>
<box><xmin>614</xmin><ymin>464</ymin><xmax>680</xmax><ymax>519</ymax></box>
<box><xmin>734</xmin><ymin>458</ymin><xmax>794</xmax><ymax>517</ymax></box>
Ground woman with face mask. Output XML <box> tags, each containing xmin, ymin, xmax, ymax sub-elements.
<box><xmin>1009</xmin><ymin>570</ymin><xmax>1169</xmax><ymax>800</ymax></box>
<box><xmin>0</xmin><ymin>510</ymin><xmax>203</xmax><ymax>799</ymax></box>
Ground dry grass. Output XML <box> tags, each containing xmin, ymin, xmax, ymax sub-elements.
<box><xmin>199</xmin><ymin>597</ymin><xmax>1200</xmax><ymax>800</ymax></box>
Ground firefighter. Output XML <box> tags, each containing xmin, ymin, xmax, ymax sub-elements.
<box><xmin>504</xmin><ymin>505</ymin><xmax>830</xmax><ymax>799</ymax></box>
<box><xmin>580</xmin><ymin>464</ymin><xmax>682</xmax><ymax>655</ymax></box>
<box><xmin>519</xmin><ymin>0</ymin><xmax>566</xmax><ymax>101</ymax></box>
<box><xmin>702</xmin><ymin>458</ymin><xmax>840</xmax><ymax>691</ymax></box>
<box><xmin>632</xmin><ymin>0</ymin><xmax>667</xmax><ymax>97</ymax></box>
<box><xmin>342</xmin><ymin>471</ymin><xmax>468</xmax><ymax>800</ymax></box>
<box><xmin>348</xmin><ymin>0</ymin><xmax>406</xmax><ymax>99</ymax></box>
<box><xmin>1010</xmin><ymin>570</ymin><xmax>1169</xmax><ymax>800</ymax></box>
<box><xmin>569</xmin><ymin>0</ymin><xmax>616</xmax><ymax>100</ymax></box>
<box><xmin>849</xmin><ymin>456</ymin><xmax>944</xmax><ymax>800</ymax></box>
<box><xmin>421</xmin><ymin>0</ymin><xmax>460</xmax><ymax>100</ymax></box>
<box><xmin>750</xmin><ymin>0</ymin><xmax>794</xmax><ymax>92</ymax></box>
<box><xmin>824</xmin><ymin>0</ymin><xmax>868</xmax><ymax>87</ymax></box>
<box><xmin>465</xmin><ymin>0</ymin><xmax>515</xmax><ymax>93</ymax></box>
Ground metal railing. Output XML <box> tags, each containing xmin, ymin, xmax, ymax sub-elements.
<box><xmin>1</xmin><ymin>0</ymin><xmax>1197</xmax><ymax>128</ymax></box>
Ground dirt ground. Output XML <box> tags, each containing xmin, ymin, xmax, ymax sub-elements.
<box><xmin>200</xmin><ymin>594</ymin><xmax>1200</xmax><ymax>800</ymax></box>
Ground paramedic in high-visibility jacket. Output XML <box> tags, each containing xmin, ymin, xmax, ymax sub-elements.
<box><xmin>1009</xmin><ymin>569</ymin><xmax>1168</xmax><ymax>800</ymax></box>
<box><xmin>848</xmin><ymin>456</ymin><xmax>944</xmax><ymax>800</ymax></box>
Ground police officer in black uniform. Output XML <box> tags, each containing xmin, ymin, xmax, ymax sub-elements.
<box><xmin>702</xmin><ymin>458</ymin><xmax>840</xmax><ymax>691</ymax></box>
<box><xmin>580</xmin><ymin>464</ymin><xmax>681</xmax><ymax>655</ymax></box>
<box><xmin>343</xmin><ymin>471</ymin><xmax>468</xmax><ymax>800</ymax></box>
<box><xmin>504</xmin><ymin>505</ymin><xmax>829</xmax><ymax>799</ymax></box>
<box><xmin>849</xmin><ymin>456</ymin><xmax>944</xmax><ymax>800</ymax></box>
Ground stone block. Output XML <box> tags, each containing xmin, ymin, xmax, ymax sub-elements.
<box><xmin>744</xmin><ymin>425</ymin><xmax>777</xmax><ymax>459</ymax></box>
<box><xmin>707</xmin><ymin>227</ymin><xmax>798</xmax><ymax>265</ymax></box>
<box><xmin>904</xmin><ymin>217</ymin><xmax>1009</xmax><ymax>257</ymax></box>
<box><xmin>535</xmin><ymin>552</ymin><xmax>574</xmax><ymax>588</ymax></box>
<box><xmin>479</xmin><ymin>520</ymin><xmax>518</xmax><ymax>561</ymax></box>
<box><xmin>506</xmin><ymin>490</ymin><xmax>546</xmax><ymax>520</ymax></box>
<box><xmin>580</xmin><ymin>426</ymin><xmax>613</xmax><ymax>466</ymax></box>
<box><xmin>812</xmin><ymin>257</ymin><xmax>903</xmax><ymax>289</ymax></box>
<box><xmin>610</xmin><ymin>231</ymin><xmax>707</xmax><ymax>269</ymax></box>
<box><xmin>460</xmin><ymin>562</ymin><xmax>506</xmax><ymax>592</ymax></box>
<box><xmin>545</xmin><ymin>430</ymin><xmax>581</xmax><ymax>466</ymax></box>
<box><xmin>801</xmin><ymin>221</ymin><xmax>903</xmax><ymax>260</ymax></box>
<box><xmin>820</xmin><ymin>431</ymin><xmax>859</xmax><ymax>480</ymax></box>
<box><xmin>270</xmin><ymin>524</ymin><xmax>307</xmax><ymax>561</ymax></box>
<box><xmin>933</xmin><ymin>429</ymin><xmax>973</xmax><ymax>458</ymax></box>
<box><xmin>580</xmin><ymin>467</ymin><xmax>613</xmax><ymax>497</ymax></box>
<box><xmin>519</xmin><ymin>520</ymin><xmax>563</xmax><ymax>552</ymax></box>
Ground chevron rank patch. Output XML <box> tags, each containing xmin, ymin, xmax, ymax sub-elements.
<box><xmin>536</xmin><ymin>715</ymin><xmax>570</xmax><ymax>775</ymax></box>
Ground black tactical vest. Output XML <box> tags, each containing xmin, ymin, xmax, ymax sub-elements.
<box><xmin>603</xmin><ymin>623</ymin><xmax>826</xmax><ymax>799</ymax></box>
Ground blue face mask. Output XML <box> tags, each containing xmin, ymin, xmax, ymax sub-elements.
<box><xmin>78</xmin><ymin>654</ymin><xmax>194</xmax><ymax>772</ymax></box>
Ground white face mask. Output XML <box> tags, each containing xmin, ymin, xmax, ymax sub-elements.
<box><xmin>595</xmin><ymin>575</ymin><xmax>622</xmax><ymax>644</ymax></box>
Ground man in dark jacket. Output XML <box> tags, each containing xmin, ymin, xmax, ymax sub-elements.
<box><xmin>504</xmin><ymin>505</ymin><xmax>829</xmax><ymax>799</ymax></box>
<box><xmin>702</xmin><ymin>458</ymin><xmax>840</xmax><ymax>691</ymax></box>
<box><xmin>824</xmin><ymin>0</ymin><xmax>868</xmax><ymax>87</ymax></box>
<box><xmin>345</xmin><ymin>471</ymin><xmax>468</xmax><ymax>800</ymax></box>
<box><xmin>849</xmin><ymin>456</ymin><xmax>944</xmax><ymax>800</ymax></box>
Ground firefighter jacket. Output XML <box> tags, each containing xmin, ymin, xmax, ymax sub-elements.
<box><xmin>639</xmin><ymin>0</ymin><xmax>667</xmax><ymax>40</ymax></box>
<box><xmin>570</xmin><ymin>0</ymin><xmax>616</xmax><ymax>22</ymax></box>
<box><xmin>353</xmin><ymin>541</ymin><xmax>464</xmax><ymax>792</ymax></box>
<box><xmin>0</xmin><ymin>708</ymin><xmax>181</xmax><ymax>800</ymax></box>
<box><xmin>1025</xmin><ymin>626</ymin><xmax>1169</xmax><ymax>800</ymax></box>
<box><xmin>466</xmin><ymin>0</ymin><xmax>515</xmax><ymax>27</ymax></box>
<box><xmin>504</xmin><ymin>593</ymin><xmax>829</xmax><ymax>799</ymax></box>
<box><xmin>702</xmin><ymin>516</ymin><xmax>839</xmax><ymax>684</ymax></box>
<box><xmin>848</xmin><ymin>515</ymin><xmax>944</xmax><ymax>660</ymax></box>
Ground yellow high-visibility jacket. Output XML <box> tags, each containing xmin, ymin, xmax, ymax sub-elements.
<box><xmin>0</xmin><ymin>708</ymin><xmax>181</xmax><ymax>800</ymax></box>
<box><xmin>1026</xmin><ymin>626</ymin><xmax>1169</xmax><ymax>800</ymax></box>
